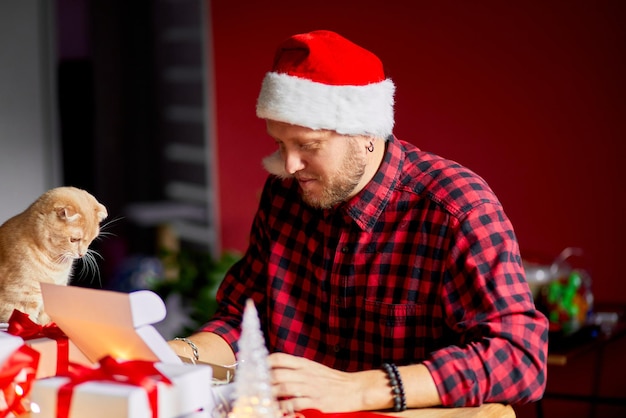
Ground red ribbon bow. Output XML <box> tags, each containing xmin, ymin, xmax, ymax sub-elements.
<box><xmin>7</xmin><ymin>309</ymin><xmax>70</xmax><ymax>375</ymax></box>
<box><xmin>56</xmin><ymin>356</ymin><xmax>172</xmax><ymax>418</ymax></box>
<box><xmin>0</xmin><ymin>345</ymin><xmax>40</xmax><ymax>418</ymax></box>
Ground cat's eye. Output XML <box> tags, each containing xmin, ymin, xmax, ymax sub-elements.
<box><xmin>70</xmin><ymin>237</ymin><xmax>81</xmax><ymax>243</ymax></box>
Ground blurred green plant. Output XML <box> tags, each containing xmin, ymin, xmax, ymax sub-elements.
<box><xmin>152</xmin><ymin>247</ymin><xmax>241</xmax><ymax>335</ymax></box>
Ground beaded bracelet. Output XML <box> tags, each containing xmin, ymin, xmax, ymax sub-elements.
<box><xmin>381</xmin><ymin>362</ymin><xmax>407</xmax><ymax>412</ymax></box>
<box><xmin>174</xmin><ymin>337</ymin><xmax>200</xmax><ymax>362</ymax></box>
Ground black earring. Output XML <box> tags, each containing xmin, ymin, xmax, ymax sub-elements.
<box><xmin>366</xmin><ymin>141</ymin><xmax>374</xmax><ymax>152</ymax></box>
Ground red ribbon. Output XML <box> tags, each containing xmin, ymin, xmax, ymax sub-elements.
<box><xmin>7</xmin><ymin>309</ymin><xmax>70</xmax><ymax>375</ymax></box>
<box><xmin>0</xmin><ymin>345</ymin><xmax>40</xmax><ymax>418</ymax></box>
<box><xmin>56</xmin><ymin>356</ymin><xmax>172</xmax><ymax>418</ymax></box>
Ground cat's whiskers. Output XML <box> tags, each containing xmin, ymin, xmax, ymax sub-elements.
<box><xmin>54</xmin><ymin>252</ymin><xmax>75</xmax><ymax>266</ymax></box>
<box><xmin>75</xmin><ymin>217</ymin><xmax>115</xmax><ymax>287</ymax></box>
<box><xmin>77</xmin><ymin>249</ymin><xmax>103</xmax><ymax>287</ymax></box>
<box><xmin>95</xmin><ymin>217</ymin><xmax>123</xmax><ymax>241</ymax></box>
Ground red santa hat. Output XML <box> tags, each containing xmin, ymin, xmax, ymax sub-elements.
<box><xmin>256</xmin><ymin>30</ymin><xmax>395</xmax><ymax>139</ymax></box>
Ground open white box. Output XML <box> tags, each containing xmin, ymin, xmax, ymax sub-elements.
<box><xmin>33</xmin><ymin>284</ymin><xmax>227</xmax><ymax>417</ymax></box>
<box><xmin>40</xmin><ymin>283</ymin><xmax>181</xmax><ymax>365</ymax></box>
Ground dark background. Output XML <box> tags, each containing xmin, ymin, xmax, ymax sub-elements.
<box><xmin>57</xmin><ymin>0</ymin><xmax>626</xmax><ymax>305</ymax></box>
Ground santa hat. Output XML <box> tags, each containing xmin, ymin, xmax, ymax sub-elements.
<box><xmin>256</xmin><ymin>30</ymin><xmax>395</xmax><ymax>139</ymax></box>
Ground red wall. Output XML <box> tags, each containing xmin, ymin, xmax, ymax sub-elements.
<box><xmin>209</xmin><ymin>1</ymin><xmax>626</xmax><ymax>305</ymax></box>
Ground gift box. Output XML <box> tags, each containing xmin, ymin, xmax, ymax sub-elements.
<box><xmin>0</xmin><ymin>332</ymin><xmax>25</xmax><ymax>366</ymax></box>
<box><xmin>20</xmin><ymin>337</ymin><xmax>91</xmax><ymax>380</ymax></box>
<box><xmin>0</xmin><ymin>332</ymin><xmax>39</xmax><ymax>418</ymax></box>
<box><xmin>36</xmin><ymin>284</ymin><xmax>222</xmax><ymax>417</ymax></box>
<box><xmin>30</xmin><ymin>357</ymin><xmax>213</xmax><ymax>418</ymax></box>
<box><xmin>40</xmin><ymin>283</ymin><xmax>181</xmax><ymax>364</ymax></box>
<box><xmin>6</xmin><ymin>310</ymin><xmax>92</xmax><ymax>379</ymax></box>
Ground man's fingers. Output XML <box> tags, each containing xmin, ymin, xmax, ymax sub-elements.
<box><xmin>268</xmin><ymin>352</ymin><xmax>309</xmax><ymax>369</ymax></box>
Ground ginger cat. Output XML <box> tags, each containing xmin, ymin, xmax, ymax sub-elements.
<box><xmin>0</xmin><ymin>186</ymin><xmax>107</xmax><ymax>324</ymax></box>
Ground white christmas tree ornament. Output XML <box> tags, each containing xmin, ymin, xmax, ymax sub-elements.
<box><xmin>228</xmin><ymin>299</ymin><xmax>282</xmax><ymax>418</ymax></box>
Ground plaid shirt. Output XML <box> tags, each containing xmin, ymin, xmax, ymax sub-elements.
<box><xmin>203</xmin><ymin>135</ymin><xmax>548</xmax><ymax>407</ymax></box>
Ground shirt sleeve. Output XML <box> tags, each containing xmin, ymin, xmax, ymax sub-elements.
<box><xmin>422</xmin><ymin>200</ymin><xmax>549</xmax><ymax>406</ymax></box>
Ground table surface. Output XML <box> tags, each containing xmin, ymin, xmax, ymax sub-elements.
<box><xmin>19</xmin><ymin>404</ymin><xmax>516</xmax><ymax>418</ymax></box>
<box><xmin>384</xmin><ymin>403</ymin><xmax>515</xmax><ymax>418</ymax></box>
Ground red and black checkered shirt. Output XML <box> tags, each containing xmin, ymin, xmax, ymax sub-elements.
<box><xmin>202</xmin><ymin>135</ymin><xmax>548</xmax><ymax>407</ymax></box>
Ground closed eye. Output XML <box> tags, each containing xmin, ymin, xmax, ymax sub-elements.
<box><xmin>301</xmin><ymin>141</ymin><xmax>321</xmax><ymax>151</ymax></box>
<box><xmin>70</xmin><ymin>237</ymin><xmax>81</xmax><ymax>243</ymax></box>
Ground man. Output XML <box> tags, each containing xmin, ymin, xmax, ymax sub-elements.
<box><xmin>170</xmin><ymin>30</ymin><xmax>548</xmax><ymax>412</ymax></box>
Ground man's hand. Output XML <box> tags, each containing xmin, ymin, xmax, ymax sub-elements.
<box><xmin>268</xmin><ymin>352</ymin><xmax>382</xmax><ymax>413</ymax></box>
<box><xmin>268</xmin><ymin>352</ymin><xmax>442</xmax><ymax>413</ymax></box>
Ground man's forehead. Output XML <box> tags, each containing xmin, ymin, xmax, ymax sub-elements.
<box><xmin>266</xmin><ymin>120</ymin><xmax>333</xmax><ymax>142</ymax></box>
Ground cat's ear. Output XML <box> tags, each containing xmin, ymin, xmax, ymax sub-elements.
<box><xmin>55</xmin><ymin>205</ymin><xmax>81</xmax><ymax>222</ymax></box>
<box><xmin>96</xmin><ymin>203</ymin><xmax>108</xmax><ymax>222</ymax></box>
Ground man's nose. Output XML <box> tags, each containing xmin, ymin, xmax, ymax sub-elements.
<box><xmin>284</xmin><ymin>151</ymin><xmax>305</xmax><ymax>174</ymax></box>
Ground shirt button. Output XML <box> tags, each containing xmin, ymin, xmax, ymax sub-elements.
<box><xmin>341</xmin><ymin>246</ymin><xmax>350</xmax><ymax>253</ymax></box>
<box><xmin>333</xmin><ymin>344</ymin><xmax>341</xmax><ymax>353</ymax></box>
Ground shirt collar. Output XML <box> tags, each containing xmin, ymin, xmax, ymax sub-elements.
<box><xmin>341</xmin><ymin>135</ymin><xmax>405</xmax><ymax>231</ymax></box>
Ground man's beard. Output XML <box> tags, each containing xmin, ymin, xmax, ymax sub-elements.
<box><xmin>301</xmin><ymin>144</ymin><xmax>366</xmax><ymax>209</ymax></box>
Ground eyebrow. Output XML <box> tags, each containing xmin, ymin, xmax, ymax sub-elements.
<box><xmin>269</xmin><ymin>130</ymin><xmax>330</xmax><ymax>144</ymax></box>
